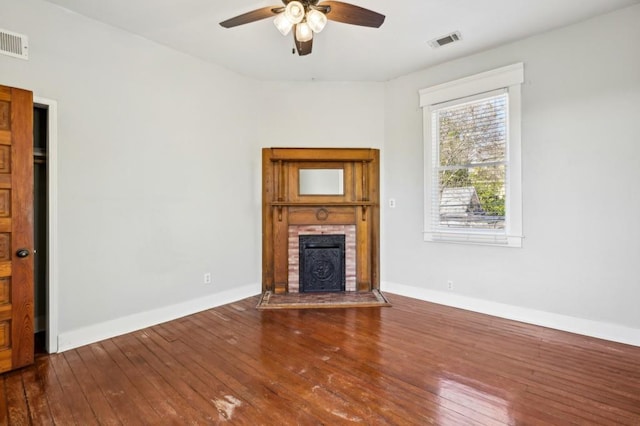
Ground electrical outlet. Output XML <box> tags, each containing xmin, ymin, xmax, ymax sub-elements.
<box><xmin>204</xmin><ymin>272</ymin><xmax>212</xmax><ymax>284</ymax></box>
<box><xmin>389</xmin><ymin>198</ymin><xmax>396</xmax><ymax>208</ymax></box>
<box><xmin>447</xmin><ymin>280</ymin><xmax>454</xmax><ymax>290</ymax></box>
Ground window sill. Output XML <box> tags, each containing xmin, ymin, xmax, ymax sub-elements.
<box><xmin>424</xmin><ymin>231</ymin><xmax>523</xmax><ymax>248</ymax></box>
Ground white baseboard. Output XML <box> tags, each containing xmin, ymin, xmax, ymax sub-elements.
<box><xmin>57</xmin><ymin>284</ymin><xmax>260</xmax><ymax>352</ymax></box>
<box><xmin>57</xmin><ymin>282</ymin><xmax>639</xmax><ymax>351</ymax></box>
<box><xmin>382</xmin><ymin>281</ymin><xmax>640</xmax><ymax>348</ymax></box>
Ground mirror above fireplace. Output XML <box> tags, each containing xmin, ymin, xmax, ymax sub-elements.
<box><xmin>299</xmin><ymin>168</ymin><xmax>344</xmax><ymax>195</ymax></box>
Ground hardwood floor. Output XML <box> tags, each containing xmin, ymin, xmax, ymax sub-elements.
<box><xmin>1</xmin><ymin>293</ymin><xmax>639</xmax><ymax>425</ymax></box>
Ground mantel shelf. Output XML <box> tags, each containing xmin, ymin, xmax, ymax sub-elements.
<box><xmin>270</xmin><ymin>201</ymin><xmax>376</xmax><ymax>207</ymax></box>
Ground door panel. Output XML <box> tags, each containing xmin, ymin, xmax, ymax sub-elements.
<box><xmin>0</xmin><ymin>85</ymin><xmax>34</xmax><ymax>373</ymax></box>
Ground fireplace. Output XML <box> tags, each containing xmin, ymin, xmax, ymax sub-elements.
<box><xmin>262</xmin><ymin>148</ymin><xmax>380</xmax><ymax>294</ymax></box>
<box><xmin>299</xmin><ymin>234</ymin><xmax>345</xmax><ymax>292</ymax></box>
<box><xmin>288</xmin><ymin>225</ymin><xmax>356</xmax><ymax>293</ymax></box>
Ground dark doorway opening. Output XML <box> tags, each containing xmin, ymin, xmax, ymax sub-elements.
<box><xmin>33</xmin><ymin>104</ymin><xmax>48</xmax><ymax>355</ymax></box>
<box><xmin>299</xmin><ymin>234</ymin><xmax>345</xmax><ymax>293</ymax></box>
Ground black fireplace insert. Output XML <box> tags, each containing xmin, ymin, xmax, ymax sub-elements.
<box><xmin>299</xmin><ymin>234</ymin><xmax>346</xmax><ymax>293</ymax></box>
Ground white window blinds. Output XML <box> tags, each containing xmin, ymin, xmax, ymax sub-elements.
<box><xmin>431</xmin><ymin>90</ymin><xmax>508</xmax><ymax>232</ymax></box>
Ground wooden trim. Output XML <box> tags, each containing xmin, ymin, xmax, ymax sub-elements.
<box><xmin>261</xmin><ymin>150</ymin><xmax>274</xmax><ymax>292</ymax></box>
<box><xmin>267</xmin><ymin>147</ymin><xmax>376</xmax><ymax>162</ymax></box>
<box><xmin>270</xmin><ymin>201</ymin><xmax>375</xmax><ymax>207</ymax></box>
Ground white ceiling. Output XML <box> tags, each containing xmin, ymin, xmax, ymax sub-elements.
<box><xmin>43</xmin><ymin>0</ymin><xmax>639</xmax><ymax>81</ymax></box>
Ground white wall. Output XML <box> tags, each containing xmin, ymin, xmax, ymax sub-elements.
<box><xmin>383</xmin><ymin>4</ymin><xmax>640</xmax><ymax>337</ymax></box>
<box><xmin>256</xmin><ymin>81</ymin><xmax>384</xmax><ymax>150</ymax></box>
<box><xmin>1</xmin><ymin>0</ymin><xmax>263</xmax><ymax>345</ymax></box>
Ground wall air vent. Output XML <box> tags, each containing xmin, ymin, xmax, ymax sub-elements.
<box><xmin>0</xmin><ymin>29</ymin><xmax>28</xmax><ymax>60</ymax></box>
<box><xmin>428</xmin><ymin>31</ymin><xmax>462</xmax><ymax>49</ymax></box>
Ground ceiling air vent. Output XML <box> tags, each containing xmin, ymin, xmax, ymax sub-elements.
<box><xmin>0</xmin><ymin>29</ymin><xmax>28</xmax><ymax>60</ymax></box>
<box><xmin>428</xmin><ymin>31</ymin><xmax>462</xmax><ymax>49</ymax></box>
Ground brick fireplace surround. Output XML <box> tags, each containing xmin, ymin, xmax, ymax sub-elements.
<box><xmin>288</xmin><ymin>225</ymin><xmax>357</xmax><ymax>293</ymax></box>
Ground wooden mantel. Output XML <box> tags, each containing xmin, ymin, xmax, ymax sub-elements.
<box><xmin>262</xmin><ymin>148</ymin><xmax>380</xmax><ymax>294</ymax></box>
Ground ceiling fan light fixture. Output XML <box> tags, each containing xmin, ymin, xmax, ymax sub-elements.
<box><xmin>295</xmin><ymin>22</ymin><xmax>313</xmax><ymax>42</ymax></box>
<box><xmin>274</xmin><ymin>13</ymin><xmax>293</xmax><ymax>35</ymax></box>
<box><xmin>284</xmin><ymin>1</ymin><xmax>305</xmax><ymax>24</ymax></box>
<box><xmin>219</xmin><ymin>1</ymin><xmax>386</xmax><ymax>57</ymax></box>
<box><xmin>306</xmin><ymin>9</ymin><xmax>327</xmax><ymax>33</ymax></box>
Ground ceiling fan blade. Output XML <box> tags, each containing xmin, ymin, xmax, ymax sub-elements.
<box><xmin>219</xmin><ymin>7</ymin><xmax>278</xmax><ymax>28</ymax></box>
<box><xmin>320</xmin><ymin>1</ymin><xmax>385</xmax><ymax>28</ymax></box>
<box><xmin>294</xmin><ymin>33</ymin><xmax>313</xmax><ymax>56</ymax></box>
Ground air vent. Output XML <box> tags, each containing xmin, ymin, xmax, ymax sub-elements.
<box><xmin>0</xmin><ymin>29</ymin><xmax>28</xmax><ymax>60</ymax></box>
<box><xmin>428</xmin><ymin>31</ymin><xmax>462</xmax><ymax>49</ymax></box>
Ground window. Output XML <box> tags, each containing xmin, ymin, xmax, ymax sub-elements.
<box><xmin>420</xmin><ymin>63</ymin><xmax>523</xmax><ymax>247</ymax></box>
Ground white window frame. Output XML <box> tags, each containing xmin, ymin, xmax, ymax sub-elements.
<box><xmin>419</xmin><ymin>63</ymin><xmax>524</xmax><ymax>247</ymax></box>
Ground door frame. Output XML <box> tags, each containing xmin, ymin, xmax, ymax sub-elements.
<box><xmin>34</xmin><ymin>96</ymin><xmax>58</xmax><ymax>353</ymax></box>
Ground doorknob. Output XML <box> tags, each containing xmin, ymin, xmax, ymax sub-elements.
<box><xmin>15</xmin><ymin>249</ymin><xmax>30</xmax><ymax>258</ymax></box>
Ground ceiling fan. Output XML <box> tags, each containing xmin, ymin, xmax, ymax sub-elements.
<box><xmin>219</xmin><ymin>1</ymin><xmax>385</xmax><ymax>56</ymax></box>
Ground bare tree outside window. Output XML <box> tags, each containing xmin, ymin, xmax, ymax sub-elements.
<box><xmin>435</xmin><ymin>94</ymin><xmax>507</xmax><ymax>229</ymax></box>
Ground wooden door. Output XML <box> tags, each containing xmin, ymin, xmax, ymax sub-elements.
<box><xmin>0</xmin><ymin>85</ymin><xmax>34</xmax><ymax>373</ymax></box>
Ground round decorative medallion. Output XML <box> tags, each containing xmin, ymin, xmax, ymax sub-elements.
<box><xmin>316</xmin><ymin>208</ymin><xmax>329</xmax><ymax>221</ymax></box>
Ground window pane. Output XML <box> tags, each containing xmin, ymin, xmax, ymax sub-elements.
<box><xmin>438</xmin><ymin>95</ymin><xmax>506</xmax><ymax>167</ymax></box>
<box><xmin>438</xmin><ymin>165</ymin><xmax>506</xmax><ymax>229</ymax></box>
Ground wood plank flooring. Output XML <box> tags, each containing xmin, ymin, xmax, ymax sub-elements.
<box><xmin>1</xmin><ymin>293</ymin><xmax>639</xmax><ymax>425</ymax></box>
